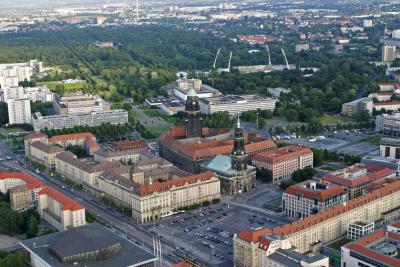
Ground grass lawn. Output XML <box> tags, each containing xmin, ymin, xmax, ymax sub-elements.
<box><xmin>37</xmin><ymin>81</ymin><xmax>87</xmax><ymax>91</ymax></box>
<box><xmin>319</xmin><ymin>166</ymin><xmax>335</xmax><ymax>171</ymax></box>
<box><xmin>367</xmin><ymin>135</ymin><xmax>381</xmax><ymax>145</ymax></box>
<box><xmin>328</xmin><ymin>237</ymin><xmax>352</xmax><ymax>251</ymax></box>
<box><xmin>318</xmin><ymin>114</ymin><xmax>351</xmax><ymax>125</ymax></box>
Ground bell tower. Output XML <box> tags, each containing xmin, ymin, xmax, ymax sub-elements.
<box><xmin>231</xmin><ymin>115</ymin><xmax>247</xmax><ymax>171</ymax></box>
<box><xmin>185</xmin><ymin>89</ymin><xmax>202</xmax><ymax>138</ymax></box>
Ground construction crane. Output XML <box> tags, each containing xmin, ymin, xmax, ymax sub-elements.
<box><xmin>281</xmin><ymin>48</ymin><xmax>290</xmax><ymax>70</ymax></box>
<box><xmin>227</xmin><ymin>51</ymin><xmax>233</xmax><ymax>72</ymax></box>
<box><xmin>213</xmin><ymin>48</ymin><xmax>221</xmax><ymax>69</ymax></box>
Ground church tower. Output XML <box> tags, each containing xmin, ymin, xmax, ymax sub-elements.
<box><xmin>231</xmin><ymin>115</ymin><xmax>247</xmax><ymax>171</ymax></box>
<box><xmin>185</xmin><ymin>89</ymin><xmax>202</xmax><ymax>138</ymax></box>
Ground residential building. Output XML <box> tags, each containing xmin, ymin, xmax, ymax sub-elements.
<box><xmin>202</xmin><ymin>119</ymin><xmax>257</xmax><ymax>196</ymax></box>
<box><xmin>0</xmin><ymin>170</ymin><xmax>44</xmax><ymax>210</ymax></box>
<box><xmin>234</xmin><ymin>180</ymin><xmax>400</xmax><ymax>266</ymax></box>
<box><xmin>373</xmin><ymin>101</ymin><xmax>400</xmax><ymax>112</ymax></box>
<box><xmin>160</xmin><ymin>100</ymin><xmax>185</xmax><ymax>115</ymax></box>
<box><xmin>28</xmin><ymin>141</ymin><xmax>64</xmax><ymax>169</ymax></box>
<box><xmin>321</xmin><ymin>163</ymin><xmax>395</xmax><ymax>199</ymax></box>
<box><xmin>363</xmin><ymin>19</ymin><xmax>373</xmax><ymax>28</ymax></box>
<box><xmin>0</xmin><ymin>60</ymin><xmax>43</xmax><ymax>88</ymax></box>
<box><xmin>295</xmin><ymin>43</ymin><xmax>310</xmax><ymax>52</ymax></box>
<box><xmin>379</xmin><ymin>137</ymin><xmax>400</xmax><ymax>159</ymax></box>
<box><xmin>342</xmin><ymin>230</ymin><xmax>400</xmax><ymax>267</ymax></box>
<box><xmin>31</xmin><ymin>109</ymin><xmax>128</xmax><ymax>132</ymax></box>
<box><xmin>93</xmin><ymin>149</ymin><xmax>143</xmax><ymax>164</ymax></box>
<box><xmin>382</xmin><ymin>45</ymin><xmax>397</xmax><ymax>62</ymax></box>
<box><xmin>110</xmin><ymin>139</ymin><xmax>149</xmax><ymax>151</ymax></box>
<box><xmin>2</xmin><ymin>86</ymin><xmax>53</xmax><ymax>103</ymax></box>
<box><xmin>98</xmin><ymin>170</ymin><xmax>220</xmax><ymax>223</ymax></box>
<box><xmin>252</xmin><ymin>145</ymin><xmax>313</xmax><ymax>183</ymax></box>
<box><xmin>53</xmin><ymin>91</ymin><xmax>110</xmax><ymax>115</ymax></box>
<box><xmin>199</xmin><ymin>95</ymin><xmax>277</xmax><ymax>115</ymax></box>
<box><xmin>7</xmin><ymin>98</ymin><xmax>31</xmax><ymax>124</ymax></box>
<box><xmin>159</xmin><ymin>91</ymin><xmax>277</xmax><ymax>173</ymax></box>
<box><xmin>37</xmin><ymin>186</ymin><xmax>86</xmax><ymax>230</ymax></box>
<box><xmin>341</xmin><ymin>98</ymin><xmax>373</xmax><ymax>116</ymax></box>
<box><xmin>20</xmin><ymin>223</ymin><xmax>158</xmax><ymax>267</ymax></box>
<box><xmin>376</xmin><ymin>113</ymin><xmax>400</xmax><ymax>135</ymax></box>
<box><xmin>282</xmin><ymin>180</ymin><xmax>347</xmax><ymax>219</ymax></box>
<box><xmin>55</xmin><ymin>151</ymin><xmax>123</xmax><ymax>186</ymax></box>
<box><xmin>347</xmin><ymin>220</ymin><xmax>375</xmax><ymax>240</ymax></box>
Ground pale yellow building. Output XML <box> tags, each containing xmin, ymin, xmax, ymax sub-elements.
<box><xmin>29</xmin><ymin>141</ymin><xmax>64</xmax><ymax>169</ymax></box>
<box><xmin>98</xmin><ymin>170</ymin><xmax>221</xmax><ymax>223</ymax></box>
<box><xmin>37</xmin><ymin>186</ymin><xmax>86</xmax><ymax>230</ymax></box>
<box><xmin>233</xmin><ymin>180</ymin><xmax>400</xmax><ymax>267</ymax></box>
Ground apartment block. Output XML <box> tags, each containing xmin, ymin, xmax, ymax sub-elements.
<box><xmin>341</xmin><ymin>98</ymin><xmax>373</xmax><ymax>117</ymax></box>
<box><xmin>199</xmin><ymin>95</ymin><xmax>277</xmax><ymax>115</ymax></box>
<box><xmin>7</xmin><ymin>98</ymin><xmax>31</xmax><ymax>124</ymax></box>
<box><xmin>347</xmin><ymin>220</ymin><xmax>374</xmax><ymax>240</ymax></box>
<box><xmin>29</xmin><ymin>141</ymin><xmax>64</xmax><ymax>169</ymax></box>
<box><xmin>234</xmin><ymin>180</ymin><xmax>400</xmax><ymax>266</ymax></box>
<box><xmin>38</xmin><ymin>187</ymin><xmax>86</xmax><ymax>230</ymax></box>
<box><xmin>2</xmin><ymin>86</ymin><xmax>53</xmax><ymax>103</ymax></box>
<box><xmin>376</xmin><ymin>113</ymin><xmax>400</xmax><ymax>135</ymax></box>
<box><xmin>31</xmin><ymin>109</ymin><xmax>128</xmax><ymax>132</ymax></box>
<box><xmin>321</xmin><ymin>163</ymin><xmax>395</xmax><ymax>199</ymax></box>
<box><xmin>282</xmin><ymin>180</ymin><xmax>347</xmax><ymax>219</ymax></box>
<box><xmin>252</xmin><ymin>145</ymin><xmax>313</xmax><ymax>183</ymax></box>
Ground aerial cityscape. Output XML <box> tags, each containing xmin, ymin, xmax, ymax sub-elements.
<box><xmin>0</xmin><ymin>0</ymin><xmax>400</xmax><ymax>266</ymax></box>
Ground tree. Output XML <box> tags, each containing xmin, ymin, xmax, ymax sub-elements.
<box><xmin>25</xmin><ymin>216</ymin><xmax>38</xmax><ymax>239</ymax></box>
<box><xmin>312</xmin><ymin>149</ymin><xmax>323</xmax><ymax>167</ymax></box>
<box><xmin>291</xmin><ymin>167</ymin><xmax>316</xmax><ymax>183</ymax></box>
<box><xmin>308</xmin><ymin>118</ymin><xmax>323</xmax><ymax>134</ymax></box>
<box><xmin>122</xmin><ymin>103</ymin><xmax>132</xmax><ymax>112</ymax></box>
<box><xmin>256</xmin><ymin>168</ymin><xmax>273</xmax><ymax>183</ymax></box>
<box><xmin>65</xmin><ymin>145</ymin><xmax>86</xmax><ymax>158</ymax></box>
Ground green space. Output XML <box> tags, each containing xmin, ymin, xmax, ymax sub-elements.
<box><xmin>318</xmin><ymin>114</ymin><xmax>351</xmax><ymax>125</ymax></box>
<box><xmin>367</xmin><ymin>135</ymin><xmax>381</xmax><ymax>145</ymax></box>
<box><xmin>37</xmin><ymin>81</ymin><xmax>87</xmax><ymax>91</ymax></box>
<box><xmin>319</xmin><ymin>166</ymin><xmax>335</xmax><ymax>171</ymax></box>
<box><xmin>5</xmin><ymin>137</ymin><xmax>24</xmax><ymax>154</ymax></box>
<box><xmin>262</xmin><ymin>199</ymin><xmax>281</xmax><ymax>211</ymax></box>
<box><xmin>24</xmin><ymin>157</ymin><xmax>46</xmax><ymax>171</ymax></box>
<box><xmin>146</xmin><ymin>125</ymin><xmax>172</xmax><ymax>138</ymax></box>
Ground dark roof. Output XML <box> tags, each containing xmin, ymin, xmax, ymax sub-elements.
<box><xmin>20</xmin><ymin>224</ymin><xmax>157</xmax><ymax>267</ymax></box>
<box><xmin>50</xmin><ymin>224</ymin><xmax>120</xmax><ymax>259</ymax></box>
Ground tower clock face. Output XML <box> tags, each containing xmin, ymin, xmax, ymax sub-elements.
<box><xmin>192</xmin><ymin>101</ymin><xmax>196</xmax><ymax>105</ymax></box>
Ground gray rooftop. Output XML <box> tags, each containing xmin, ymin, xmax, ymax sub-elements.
<box><xmin>20</xmin><ymin>224</ymin><xmax>157</xmax><ymax>267</ymax></box>
<box><xmin>268</xmin><ymin>249</ymin><xmax>327</xmax><ymax>266</ymax></box>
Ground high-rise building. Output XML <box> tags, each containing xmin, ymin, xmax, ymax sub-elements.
<box><xmin>7</xmin><ymin>98</ymin><xmax>31</xmax><ymax>124</ymax></box>
<box><xmin>382</xmin><ymin>45</ymin><xmax>397</xmax><ymax>62</ymax></box>
<box><xmin>185</xmin><ymin>89</ymin><xmax>202</xmax><ymax>138</ymax></box>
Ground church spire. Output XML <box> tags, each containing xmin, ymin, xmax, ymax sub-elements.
<box><xmin>231</xmin><ymin>113</ymin><xmax>247</xmax><ymax>171</ymax></box>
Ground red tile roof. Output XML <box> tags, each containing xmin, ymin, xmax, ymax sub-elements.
<box><xmin>253</xmin><ymin>145</ymin><xmax>312</xmax><ymax>164</ymax></box>
<box><xmin>49</xmin><ymin>132</ymin><xmax>95</xmax><ymax>142</ymax></box>
<box><xmin>38</xmin><ymin>187</ymin><xmax>84</xmax><ymax>211</ymax></box>
<box><xmin>111</xmin><ymin>140</ymin><xmax>148</xmax><ymax>150</ymax></box>
<box><xmin>0</xmin><ymin>170</ymin><xmax>43</xmax><ymax>190</ymax></box>
<box><xmin>345</xmin><ymin>230</ymin><xmax>400</xmax><ymax>267</ymax></box>
<box><xmin>136</xmin><ymin>171</ymin><xmax>216</xmax><ymax>196</ymax></box>
<box><xmin>321</xmin><ymin>164</ymin><xmax>394</xmax><ymax>188</ymax></box>
<box><xmin>25</xmin><ymin>133</ymin><xmax>48</xmax><ymax>140</ymax></box>
<box><xmin>284</xmin><ymin>181</ymin><xmax>346</xmax><ymax>202</ymax></box>
<box><xmin>239</xmin><ymin>180</ymin><xmax>400</xmax><ymax>241</ymax></box>
<box><xmin>238</xmin><ymin>228</ymin><xmax>272</xmax><ymax>243</ymax></box>
<box><xmin>374</xmin><ymin>101</ymin><xmax>400</xmax><ymax>106</ymax></box>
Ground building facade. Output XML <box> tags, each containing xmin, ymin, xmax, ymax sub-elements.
<box><xmin>252</xmin><ymin>145</ymin><xmax>313</xmax><ymax>183</ymax></box>
<box><xmin>282</xmin><ymin>180</ymin><xmax>347</xmax><ymax>219</ymax></box>
<box><xmin>31</xmin><ymin>109</ymin><xmax>128</xmax><ymax>132</ymax></box>
<box><xmin>37</xmin><ymin>187</ymin><xmax>86</xmax><ymax>230</ymax></box>
<box><xmin>199</xmin><ymin>95</ymin><xmax>277</xmax><ymax>115</ymax></box>
<box><xmin>7</xmin><ymin>98</ymin><xmax>31</xmax><ymax>124</ymax></box>
<box><xmin>379</xmin><ymin>137</ymin><xmax>400</xmax><ymax>159</ymax></box>
<box><xmin>53</xmin><ymin>91</ymin><xmax>110</xmax><ymax>115</ymax></box>
<box><xmin>376</xmin><ymin>113</ymin><xmax>400</xmax><ymax>135</ymax></box>
<box><xmin>341</xmin><ymin>98</ymin><xmax>373</xmax><ymax>117</ymax></box>
<box><xmin>234</xmin><ymin>180</ymin><xmax>400</xmax><ymax>266</ymax></box>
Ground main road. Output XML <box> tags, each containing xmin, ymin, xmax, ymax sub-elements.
<box><xmin>0</xmin><ymin>140</ymin><xmax>184</xmax><ymax>266</ymax></box>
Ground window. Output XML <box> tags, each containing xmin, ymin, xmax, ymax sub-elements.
<box><xmin>385</xmin><ymin>146</ymin><xmax>390</xmax><ymax>157</ymax></box>
<box><xmin>396</xmin><ymin>148</ymin><xmax>400</xmax><ymax>159</ymax></box>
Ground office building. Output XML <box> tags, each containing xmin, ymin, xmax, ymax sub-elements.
<box><xmin>2</xmin><ymin>86</ymin><xmax>54</xmax><ymax>103</ymax></box>
<box><xmin>98</xmin><ymin>170</ymin><xmax>220</xmax><ymax>223</ymax></box>
<box><xmin>31</xmin><ymin>109</ymin><xmax>128</xmax><ymax>132</ymax></box>
<box><xmin>376</xmin><ymin>113</ymin><xmax>400</xmax><ymax>135</ymax></box>
<box><xmin>160</xmin><ymin>99</ymin><xmax>185</xmax><ymax>115</ymax></box>
<box><xmin>252</xmin><ymin>145</ymin><xmax>313</xmax><ymax>183</ymax></box>
<box><xmin>199</xmin><ymin>95</ymin><xmax>277</xmax><ymax>115</ymax></box>
<box><xmin>37</xmin><ymin>186</ymin><xmax>86</xmax><ymax>231</ymax></box>
<box><xmin>0</xmin><ymin>170</ymin><xmax>44</xmax><ymax>211</ymax></box>
<box><xmin>173</xmin><ymin>78</ymin><xmax>220</xmax><ymax>101</ymax></box>
<box><xmin>321</xmin><ymin>163</ymin><xmax>395</xmax><ymax>199</ymax></box>
<box><xmin>347</xmin><ymin>220</ymin><xmax>375</xmax><ymax>240</ymax></box>
<box><xmin>382</xmin><ymin>45</ymin><xmax>397</xmax><ymax>62</ymax></box>
<box><xmin>341</xmin><ymin>98</ymin><xmax>373</xmax><ymax>117</ymax></box>
<box><xmin>341</xmin><ymin>229</ymin><xmax>400</xmax><ymax>267</ymax></box>
<box><xmin>7</xmin><ymin>98</ymin><xmax>31</xmax><ymax>124</ymax></box>
<box><xmin>379</xmin><ymin>137</ymin><xmax>400</xmax><ymax>159</ymax></box>
<box><xmin>234</xmin><ymin>180</ymin><xmax>400</xmax><ymax>266</ymax></box>
<box><xmin>53</xmin><ymin>91</ymin><xmax>110</xmax><ymax>115</ymax></box>
<box><xmin>202</xmin><ymin>119</ymin><xmax>257</xmax><ymax>196</ymax></box>
<box><xmin>20</xmin><ymin>223</ymin><xmax>158</xmax><ymax>267</ymax></box>
<box><xmin>282</xmin><ymin>180</ymin><xmax>347</xmax><ymax>219</ymax></box>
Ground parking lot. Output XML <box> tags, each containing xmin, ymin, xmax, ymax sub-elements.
<box><xmin>142</xmin><ymin>200</ymin><xmax>294</xmax><ymax>266</ymax></box>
